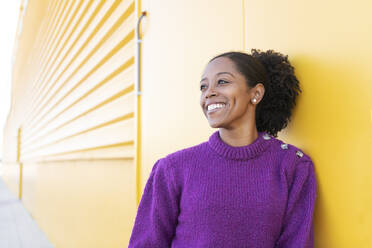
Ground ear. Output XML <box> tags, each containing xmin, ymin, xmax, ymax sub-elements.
<box><xmin>251</xmin><ymin>83</ymin><xmax>265</xmax><ymax>103</ymax></box>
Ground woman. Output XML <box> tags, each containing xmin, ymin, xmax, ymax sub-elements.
<box><xmin>128</xmin><ymin>49</ymin><xmax>317</xmax><ymax>248</ymax></box>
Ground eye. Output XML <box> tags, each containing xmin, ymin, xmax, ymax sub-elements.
<box><xmin>218</xmin><ymin>79</ymin><xmax>229</xmax><ymax>84</ymax></box>
<box><xmin>200</xmin><ymin>84</ymin><xmax>207</xmax><ymax>91</ymax></box>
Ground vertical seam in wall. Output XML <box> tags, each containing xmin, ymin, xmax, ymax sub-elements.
<box><xmin>242</xmin><ymin>0</ymin><xmax>245</xmax><ymax>51</ymax></box>
<box><xmin>135</xmin><ymin>0</ymin><xmax>142</xmax><ymax>207</ymax></box>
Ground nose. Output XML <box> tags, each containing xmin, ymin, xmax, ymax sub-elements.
<box><xmin>205</xmin><ymin>85</ymin><xmax>217</xmax><ymax>99</ymax></box>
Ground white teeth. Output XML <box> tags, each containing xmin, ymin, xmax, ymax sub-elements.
<box><xmin>207</xmin><ymin>103</ymin><xmax>226</xmax><ymax>111</ymax></box>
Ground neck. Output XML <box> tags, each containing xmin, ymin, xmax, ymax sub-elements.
<box><xmin>218</xmin><ymin>126</ymin><xmax>259</xmax><ymax>147</ymax></box>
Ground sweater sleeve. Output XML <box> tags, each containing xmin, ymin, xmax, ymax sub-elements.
<box><xmin>275</xmin><ymin>158</ymin><xmax>317</xmax><ymax>248</ymax></box>
<box><xmin>128</xmin><ymin>157</ymin><xmax>180</xmax><ymax>248</ymax></box>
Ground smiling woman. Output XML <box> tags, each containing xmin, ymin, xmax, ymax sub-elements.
<box><xmin>129</xmin><ymin>49</ymin><xmax>316</xmax><ymax>248</ymax></box>
<box><xmin>200</xmin><ymin>56</ymin><xmax>256</xmax><ymax>134</ymax></box>
<box><xmin>200</xmin><ymin>50</ymin><xmax>301</xmax><ymax>141</ymax></box>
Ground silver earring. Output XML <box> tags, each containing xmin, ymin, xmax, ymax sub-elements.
<box><xmin>252</xmin><ymin>98</ymin><xmax>257</xmax><ymax>103</ymax></box>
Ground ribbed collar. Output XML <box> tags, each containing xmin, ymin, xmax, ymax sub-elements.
<box><xmin>208</xmin><ymin>130</ymin><xmax>273</xmax><ymax>160</ymax></box>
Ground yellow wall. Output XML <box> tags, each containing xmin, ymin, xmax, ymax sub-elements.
<box><xmin>21</xmin><ymin>161</ymin><xmax>136</xmax><ymax>247</ymax></box>
<box><xmin>140</xmin><ymin>0</ymin><xmax>245</xmax><ymax>193</ymax></box>
<box><xmin>244</xmin><ymin>0</ymin><xmax>372</xmax><ymax>247</ymax></box>
<box><xmin>3</xmin><ymin>0</ymin><xmax>139</xmax><ymax>247</ymax></box>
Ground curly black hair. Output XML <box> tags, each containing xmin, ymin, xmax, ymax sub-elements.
<box><xmin>209</xmin><ymin>49</ymin><xmax>301</xmax><ymax>138</ymax></box>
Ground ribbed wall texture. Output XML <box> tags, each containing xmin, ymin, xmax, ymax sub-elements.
<box><xmin>2</xmin><ymin>1</ymin><xmax>138</xmax><ymax>247</ymax></box>
<box><xmin>5</xmin><ymin>0</ymin><xmax>136</xmax><ymax>163</ymax></box>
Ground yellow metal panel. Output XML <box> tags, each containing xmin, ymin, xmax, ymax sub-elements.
<box><xmin>244</xmin><ymin>0</ymin><xmax>372</xmax><ymax>246</ymax></box>
<box><xmin>26</xmin><ymin>0</ymin><xmax>89</xmax><ymax>110</ymax></box>
<box><xmin>27</xmin><ymin>0</ymin><xmax>95</xmax><ymax>110</ymax></box>
<box><xmin>140</xmin><ymin>0</ymin><xmax>244</xmax><ymax>195</ymax></box>
<box><xmin>24</xmin><ymin>117</ymin><xmax>135</xmax><ymax>159</ymax></box>
<box><xmin>37</xmin><ymin>141</ymin><xmax>135</xmax><ymax>162</ymax></box>
<box><xmin>21</xmin><ymin>161</ymin><xmax>137</xmax><ymax>248</ymax></box>
<box><xmin>4</xmin><ymin>0</ymin><xmax>137</xmax><ymax>247</ymax></box>
<box><xmin>24</xmin><ymin>2</ymin><xmax>135</xmax><ymax>138</ymax></box>
<box><xmin>24</xmin><ymin>38</ymin><xmax>134</xmax><ymax>140</ymax></box>
<box><xmin>40</xmin><ymin>1</ymin><xmax>76</xmax><ymax>66</ymax></box>
<box><xmin>22</xmin><ymin>55</ymin><xmax>135</xmax><ymax>152</ymax></box>
<box><xmin>18</xmin><ymin>0</ymin><xmax>135</xmax><ymax>160</ymax></box>
<box><xmin>22</xmin><ymin>74</ymin><xmax>134</xmax><ymax>153</ymax></box>
<box><xmin>25</xmin><ymin>0</ymin><xmax>108</xmax><ymax>120</ymax></box>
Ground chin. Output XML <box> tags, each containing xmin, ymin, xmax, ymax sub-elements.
<box><xmin>208</xmin><ymin>120</ymin><xmax>222</xmax><ymax>128</ymax></box>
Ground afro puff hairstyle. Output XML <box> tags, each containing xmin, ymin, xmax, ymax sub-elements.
<box><xmin>209</xmin><ymin>49</ymin><xmax>301</xmax><ymax>138</ymax></box>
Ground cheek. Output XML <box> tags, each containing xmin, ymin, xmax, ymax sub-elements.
<box><xmin>232</xmin><ymin>94</ymin><xmax>249</xmax><ymax>112</ymax></box>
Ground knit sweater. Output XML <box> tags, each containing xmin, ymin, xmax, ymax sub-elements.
<box><xmin>128</xmin><ymin>130</ymin><xmax>317</xmax><ymax>248</ymax></box>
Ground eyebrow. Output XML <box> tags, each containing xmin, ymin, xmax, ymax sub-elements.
<box><xmin>200</xmin><ymin>72</ymin><xmax>235</xmax><ymax>83</ymax></box>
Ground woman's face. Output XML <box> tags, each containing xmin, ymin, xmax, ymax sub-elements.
<box><xmin>200</xmin><ymin>56</ymin><xmax>255</xmax><ymax>129</ymax></box>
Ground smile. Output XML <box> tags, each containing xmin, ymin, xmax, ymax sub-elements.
<box><xmin>207</xmin><ymin>103</ymin><xmax>226</xmax><ymax>114</ymax></box>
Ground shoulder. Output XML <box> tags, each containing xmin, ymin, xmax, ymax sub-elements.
<box><xmin>160</xmin><ymin>141</ymin><xmax>208</xmax><ymax>169</ymax></box>
<box><xmin>269</xmin><ymin>136</ymin><xmax>312</xmax><ymax>160</ymax></box>
<box><xmin>155</xmin><ymin>141</ymin><xmax>208</xmax><ymax>173</ymax></box>
<box><xmin>267</xmin><ymin>135</ymin><xmax>315</xmax><ymax>178</ymax></box>
<box><xmin>152</xmin><ymin>142</ymin><xmax>207</xmax><ymax>190</ymax></box>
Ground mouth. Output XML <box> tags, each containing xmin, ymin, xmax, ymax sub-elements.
<box><xmin>206</xmin><ymin>103</ymin><xmax>227</xmax><ymax>115</ymax></box>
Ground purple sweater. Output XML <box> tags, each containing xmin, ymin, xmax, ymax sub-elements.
<box><xmin>128</xmin><ymin>130</ymin><xmax>317</xmax><ymax>248</ymax></box>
